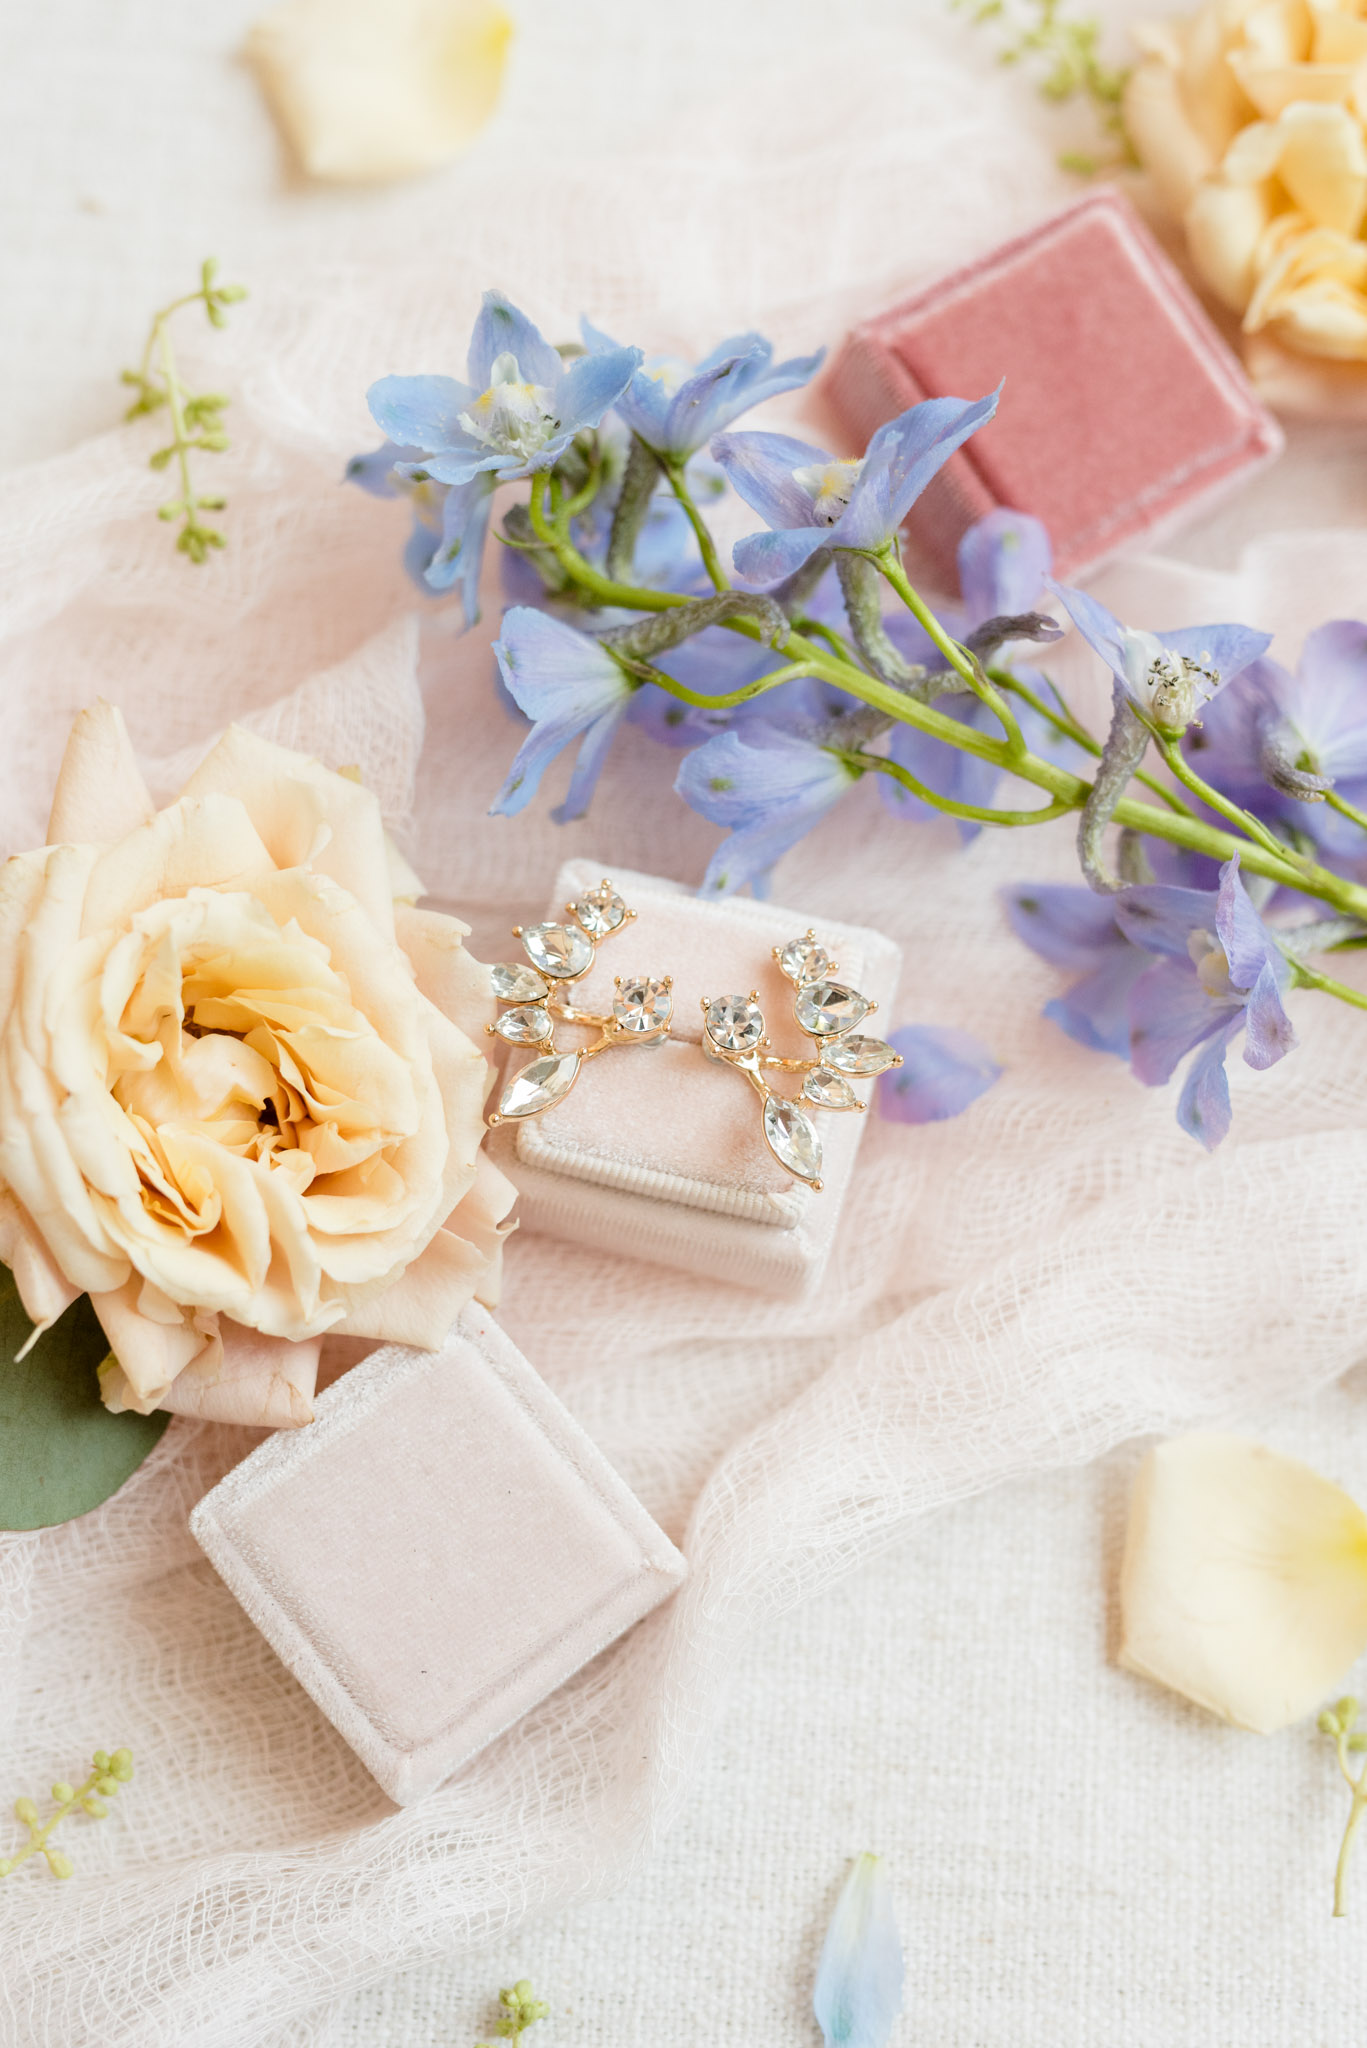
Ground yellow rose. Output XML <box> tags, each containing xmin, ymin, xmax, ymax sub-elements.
<box><xmin>0</xmin><ymin>705</ymin><xmax>515</xmax><ymax>1429</ymax></box>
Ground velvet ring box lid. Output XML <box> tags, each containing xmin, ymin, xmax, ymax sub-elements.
<box><xmin>489</xmin><ymin>860</ymin><xmax>903</xmax><ymax>1298</ymax></box>
<box><xmin>190</xmin><ymin>1307</ymin><xmax>685</xmax><ymax>1805</ymax></box>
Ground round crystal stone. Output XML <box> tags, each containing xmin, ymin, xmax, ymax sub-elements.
<box><xmin>497</xmin><ymin>1050</ymin><xmax>582</xmax><ymax>1120</ymax></box>
<box><xmin>704</xmin><ymin>994</ymin><xmax>764</xmax><ymax>1052</ymax></box>
<box><xmin>777</xmin><ymin>935</ymin><xmax>832</xmax><ymax>986</ymax></box>
<box><xmin>572</xmin><ymin>885</ymin><xmax>627</xmax><ymax>937</ymax></box>
<box><xmin>491</xmin><ymin>962</ymin><xmax>548</xmax><ymax>1004</ymax></box>
<box><xmin>802</xmin><ymin>1067</ymin><xmax>858</xmax><ymax>1110</ymax></box>
<box><xmin>520</xmin><ymin>922</ymin><xmax>593</xmax><ymax>980</ymax></box>
<box><xmin>822</xmin><ymin>1034</ymin><xmax>899</xmax><ymax>1077</ymax></box>
<box><xmin>613</xmin><ymin>977</ymin><xmax>672</xmax><ymax>1034</ymax></box>
<box><xmin>763</xmin><ymin>1096</ymin><xmax>823</xmax><ymax>1184</ymax></box>
<box><xmin>493</xmin><ymin>1004</ymin><xmax>552</xmax><ymax>1045</ymax></box>
<box><xmin>794</xmin><ymin>980</ymin><xmax>870</xmax><ymax>1037</ymax></box>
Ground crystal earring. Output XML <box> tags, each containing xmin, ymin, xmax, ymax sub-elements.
<box><xmin>486</xmin><ymin>878</ymin><xmax>673</xmax><ymax>1127</ymax></box>
<box><xmin>699</xmin><ymin>931</ymin><xmax>902</xmax><ymax>1190</ymax></box>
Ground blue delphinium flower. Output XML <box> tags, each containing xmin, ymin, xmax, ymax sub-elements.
<box><xmin>581</xmin><ymin>322</ymin><xmax>824</xmax><ymax>460</ymax></box>
<box><xmin>1050</xmin><ymin>581</ymin><xmax>1272</xmax><ymax>734</ymax></box>
<box><xmin>877</xmin><ymin>1024</ymin><xmax>1002</xmax><ymax>1123</ymax></box>
<box><xmin>712</xmin><ymin>389</ymin><xmax>999</xmax><ymax>587</ymax></box>
<box><xmin>1005</xmin><ymin>854</ymin><xmax>1296</xmax><ymax>1148</ymax></box>
<box><xmin>1184</xmin><ymin>621</ymin><xmax>1367</xmax><ymax>864</ymax></box>
<box><xmin>674</xmin><ymin>725</ymin><xmax>859</xmax><ymax>897</ymax></box>
<box><xmin>813</xmin><ymin>1854</ymin><xmax>904</xmax><ymax>2048</ymax></box>
<box><xmin>879</xmin><ymin>509</ymin><xmax>1079</xmax><ymax>839</ymax></box>
<box><xmin>349</xmin><ymin>293</ymin><xmax>642</xmax><ymax>626</ymax></box>
<box><xmin>490</xmin><ymin>609</ymin><xmax>634</xmax><ymax>824</ymax></box>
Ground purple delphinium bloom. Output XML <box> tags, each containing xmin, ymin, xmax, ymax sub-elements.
<box><xmin>877</xmin><ymin>1025</ymin><xmax>1002</xmax><ymax>1124</ymax></box>
<box><xmin>350</xmin><ymin>293</ymin><xmax>642</xmax><ymax>626</ymax></box>
<box><xmin>345</xmin><ymin>441</ymin><xmax>496</xmax><ymax>617</ymax></box>
<box><xmin>879</xmin><ymin>509</ymin><xmax>1080</xmax><ymax>840</ymax></box>
<box><xmin>713</xmin><ymin>389</ymin><xmax>1000</xmax><ymax>589</ymax></box>
<box><xmin>1005</xmin><ymin>854</ymin><xmax>1296</xmax><ymax>1149</ymax></box>
<box><xmin>582</xmin><ymin>322</ymin><xmax>824</xmax><ymax>461</ymax></box>
<box><xmin>490</xmin><ymin>609</ymin><xmax>634</xmax><ymax>824</ymax></box>
<box><xmin>674</xmin><ymin>725</ymin><xmax>859</xmax><ymax>897</ymax></box>
<box><xmin>1184</xmin><ymin>621</ymin><xmax>1367</xmax><ymax>864</ymax></box>
<box><xmin>1049</xmin><ymin>580</ymin><xmax>1272</xmax><ymax>732</ymax></box>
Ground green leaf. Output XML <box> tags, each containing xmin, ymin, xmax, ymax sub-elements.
<box><xmin>0</xmin><ymin>1267</ymin><xmax>169</xmax><ymax>1530</ymax></box>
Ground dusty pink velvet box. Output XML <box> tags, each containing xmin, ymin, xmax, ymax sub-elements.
<box><xmin>491</xmin><ymin>860</ymin><xmax>903</xmax><ymax>1296</ymax></box>
<box><xmin>827</xmin><ymin>188</ymin><xmax>1283</xmax><ymax>588</ymax></box>
<box><xmin>189</xmin><ymin>1308</ymin><xmax>685</xmax><ymax>1804</ymax></box>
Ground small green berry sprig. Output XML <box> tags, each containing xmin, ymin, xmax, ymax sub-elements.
<box><xmin>476</xmin><ymin>1979</ymin><xmax>550</xmax><ymax>2044</ymax></box>
<box><xmin>952</xmin><ymin>0</ymin><xmax>1134</xmax><ymax>173</ymax></box>
<box><xmin>0</xmin><ymin>1747</ymin><xmax>134</xmax><ymax>1881</ymax></box>
<box><xmin>1319</xmin><ymin>1697</ymin><xmax>1367</xmax><ymax>1916</ymax></box>
<box><xmin>121</xmin><ymin>259</ymin><xmax>247</xmax><ymax>563</ymax></box>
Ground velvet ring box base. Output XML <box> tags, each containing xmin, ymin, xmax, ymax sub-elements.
<box><xmin>189</xmin><ymin>1307</ymin><xmax>685</xmax><ymax>1805</ymax></box>
<box><xmin>490</xmin><ymin>860</ymin><xmax>903</xmax><ymax>1296</ymax></box>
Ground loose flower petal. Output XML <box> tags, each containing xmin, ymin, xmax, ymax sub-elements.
<box><xmin>877</xmin><ymin>1024</ymin><xmax>1001</xmax><ymax>1123</ymax></box>
<box><xmin>813</xmin><ymin>1853</ymin><xmax>905</xmax><ymax>2048</ymax></box>
<box><xmin>1120</xmin><ymin>1435</ymin><xmax>1367</xmax><ymax>1733</ymax></box>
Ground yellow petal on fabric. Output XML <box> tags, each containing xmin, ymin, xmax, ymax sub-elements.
<box><xmin>1119</xmin><ymin>1433</ymin><xmax>1367</xmax><ymax>1733</ymax></box>
<box><xmin>246</xmin><ymin>0</ymin><xmax>513</xmax><ymax>185</ymax></box>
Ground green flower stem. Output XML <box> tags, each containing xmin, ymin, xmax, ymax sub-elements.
<box><xmin>867</xmin><ymin>547</ymin><xmax>1027</xmax><ymax>756</ymax></box>
<box><xmin>524</xmin><ymin>476</ymin><xmax>1367</xmax><ymax>937</ymax></box>
<box><xmin>1290</xmin><ymin>962</ymin><xmax>1367</xmax><ymax>1014</ymax></box>
<box><xmin>621</xmin><ymin>654</ymin><xmax>820</xmax><ymax>707</ymax></box>
<box><xmin>662</xmin><ymin>458</ymin><xmax>729</xmax><ymax>592</ymax></box>
<box><xmin>990</xmin><ymin>667</ymin><xmax>1198</xmax><ymax>819</ymax></box>
<box><xmin>1327</xmin><ymin>790</ymin><xmax>1367</xmax><ymax>835</ymax></box>
<box><xmin>845</xmin><ymin>750</ymin><xmax>1076</xmax><ymax>827</ymax></box>
<box><xmin>1156</xmin><ymin>735</ymin><xmax>1305</xmax><ymax>867</ymax></box>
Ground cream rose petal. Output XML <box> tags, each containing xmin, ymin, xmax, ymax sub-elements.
<box><xmin>46</xmin><ymin>701</ymin><xmax>155</xmax><ymax>847</ymax></box>
<box><xmin>1224</xmin><ymin>99</ymin><xmax>1367</xmax><ymax>230</ymax></box>
<box><xmin>0</xmin><ymin>1187</ymin><xmax>78</xmax><ymax>1339</ymax></box>
<box><xmin>155</xmin><ymin>1319</ymin><xmax>321</xmax><ymax>1428</ymax></box>
<box><xmin>246</xmin><ymin>0</ymin><xmax>513</xmax><ymax>185</ymax></box>
<box><xmin>1119</xmin><ymin>1433</ymin><xmax>1367</xmax><ymax>1733</ymax></box>
<box><xmin>1125</xmin><ymin>58</ymin><xmax>1220</xmax><ymax>211</ymax></box>
<box><xmin>90</xmin><ymin>1277</ymin><xmax>217</xmax><ymax>1406</ymax></box>
<box><xmin>1186</xmin><ymin>175</ymin><xmax>1277</xmax><ymax>307</ymax></box>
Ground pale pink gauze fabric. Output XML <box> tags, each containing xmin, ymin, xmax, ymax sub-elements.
<box><xmin>5</xmin><ymin>30</ymin><xmax>1367</xmax><ymax>2048</ymax></box>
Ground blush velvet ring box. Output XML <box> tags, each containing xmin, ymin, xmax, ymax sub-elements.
<box><xmin>190</xmin><ymin>1308</ymin><xmax>685</xmax><ymax>1805</ymax></box>
<box><xmin>488</xmin><ymin>859</ymin><xmax>904</xmax><ymax>1297</ymax></box>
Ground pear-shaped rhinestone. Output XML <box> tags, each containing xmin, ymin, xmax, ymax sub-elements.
<box><xmin>822</xmin><ymin>1034</ymin><xmax>900</xmax><ymax>1077</ymax></box>
<box><xmin>572</xmin><ymin>885</ymin><xmax>627</xmax><ymax>936</ymax></box>
<box><xmin>704</xmin><ymin>994</ymin><xmax>764</xmax><ymax>1052</ymax></box>
<box><xmin>493</xmin><ymin>1004</ymin><xmax>552</xmax><ymax>1045</ymax></box>
<box><xmin>491</xmin><ymin>962</ymin><xmax>549</xmax><ymax>1004</ymax></box>
<box><xmin>802</xmin><ymin>1067</ymin><xmax>858</xmax><ymax>1110</ymax></box>
<box><xmin>613</xmin><ymin>977</ymin><xmax>672</xmax><ymax>1034</ymax></box>
<box><xmin>521</xmin><ymin>922</ymin><xmax>593</xmax><ymax>980</ymax></box>
<box><xmin>777</xmin><ymin>935</ymin><xmax>833</xmax><ymax>986</ymax></box>
<box><xmin>794</xmin><ymin>980</ymin><xmax>870</xmax><ymax>1037</ymax></box>
<box><xmin>496</xmin><ymin>1050</ymin><xmax>582</xmax><ymax>1120</ymax></box>
<box><xmin>763</xmin><ymin>1095</ymin><xmax>823</xmax><ymax>1183</ymax></box>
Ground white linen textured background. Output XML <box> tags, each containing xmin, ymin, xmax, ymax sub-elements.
<box><xmin>6</xmin><ymin>4</ymin><xmax>1367</xmax><ymax>2045</ymax></box>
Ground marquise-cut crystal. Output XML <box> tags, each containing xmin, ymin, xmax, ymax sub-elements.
<box><xmin>704</xmin><ymin>994</ymin><xmax>764</xmax><ymax>1052</ymax></box>
<box><xmin>497</xmin><ymin>1050</ymin><xmax>582</xmax><ymax>1119</ymax></box>
<box><xmin>802</xmin><ymin>1067</ymin><xmax>858</xmax><ymax>1110</ymax></box>
<box><xmin>521</xmin><ymin>922</ymin><xmax>593</xmax><ymax>980</ymax></box>
<box><xmin>491</xmin><ymin>962</ymin><xmax>548</xmax><ymax>1004</ymax></box>
<box><xmin>493</xmin><ymin>1004</ymin><xmax>552</xmax><ymax>1045</ymax></box>
<box><xmin>822</xmin><ymin>1034</ymin><xmax>900</xmax><ymax>1077</ymax></box>
<box><xmin>572</xmin><ymin>885</ymin><xmax>627</xmax><ymax>936</ymax></box>
<box><xmin>777</xmin><ymin>935</ymin><xmax>833</xmax><ymax>986</ymax></box>
<box><xmin>794</xmin><ymin>980</ymin><xmax>870</xmax><ymax>1037</ymax></box>
<box><xmin>613</xmin><ymin>977</ymin><xmax>672</xmax><ymax>1034</ymax></box>
<box><xmin>763</xmin><ymin>1095</ymin><xmax>823</xmax><ymax>1183</ymax></box>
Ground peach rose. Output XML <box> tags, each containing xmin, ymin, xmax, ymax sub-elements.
<box><xmin>0</xmin><ymin>705</ymin><xmax>515</xmax><ymax>1429</ymax></box>
<box><xmin>1126</xmin><ymin>0</ymin><xmax>1367</xmax><ymax>362</ymax></box>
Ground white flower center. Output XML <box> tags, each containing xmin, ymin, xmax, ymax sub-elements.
<box><xmin>1188</xmin><ymin>927</ymin><xmax>1237</xmax><ymax>1000</ymax></box>
<box><xmin>459</xmin><ymin>352</ymin><xmax>558</xmax><ymax>461</ymax></box>
<box><xmin>792</xmin><ymin>458</ymin><xmax>864</xmax><ymax>526</ymax></box>
<box><xmin>1122</xmin><ymin>629</ymin><xmax>1218</xmax><ymax>732</ymax></box>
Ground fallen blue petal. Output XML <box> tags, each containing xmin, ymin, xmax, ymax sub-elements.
<box><xmin>878</xmin><ymin>1025</ymin><xmax>1001</xmax><ymax>1124</ymax></box>
<box><xmin>813</xmin><ymin>1853</ymin><xmax>904</xmax><ymax>2048</ymax></box>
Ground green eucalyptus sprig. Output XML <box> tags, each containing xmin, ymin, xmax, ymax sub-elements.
<box><xmin>0</xmin><ymin>1747</ymin><xmax>134</xmax><ymax>1880</ymax></box>
<box><xmin>121</xmin><ymin>259</ymin><xmax>247</xmax><ymax>563</ymax></box>
<box><xmin>476</xmin><ymin>1979</ymin><xmax>550</xmax><ymax>2044</ymax></box>
<box><xmin>952</xmin><ymin>0</ymin><xmax>1133</xmax><ymax>173</ymax></box>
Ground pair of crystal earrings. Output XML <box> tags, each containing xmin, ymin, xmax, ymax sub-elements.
<box><xmin>485</xmin><ymin>878</ymin><xmax>901</xmax><ymax>1191</ymax></box>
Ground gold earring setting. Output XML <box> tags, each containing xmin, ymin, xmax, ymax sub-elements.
<box><xmin>487</xmin><ymin>879</ymin><xmax>673</xmax><ymax>1126</ymax></box>
<box><xmin>700</xmin><ymin>932</ymin><xmax>902</xmax><ymax>1191</ymax></box>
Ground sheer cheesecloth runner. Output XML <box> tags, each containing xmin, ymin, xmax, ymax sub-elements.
<box><xmin>5</xmin><ymin>13</ymin><xmax>1367</xmax><ymax>2046</ymax></box>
